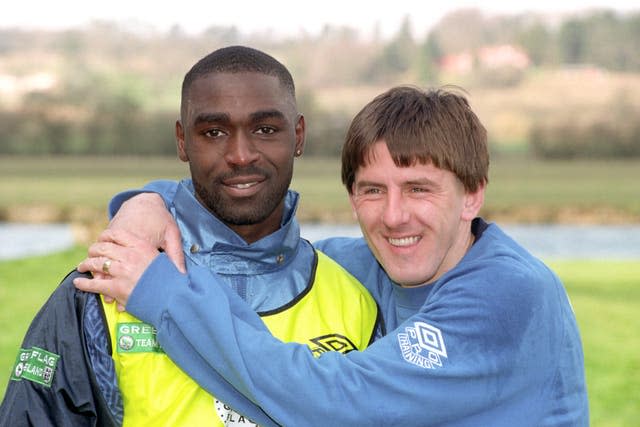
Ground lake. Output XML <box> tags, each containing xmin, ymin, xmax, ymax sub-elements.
<box><xmin>0</xmin><ymin>223</ymin><xmax>76</xmax><ymax>260</ymax></box>
<box><xmin>1</xmin><ymin>222</ymin><xmax>639</xmax><ymax>261</ymax></box>
<box><xmin>299</xmin><ymin>223</ymin><xmax>640</xmax><ymax>260</ymax></box>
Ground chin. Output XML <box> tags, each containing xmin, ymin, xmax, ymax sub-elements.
<box><xmin>388</xmin><ymin>272</ymin><xmax>418</xmax><ymax>287</ymax></box>
<box><xmin>386</xmin><ymin>267</ymin><xmax>432</xmax><ymax>287</ymax></box>
<box><xmin>396</xmin><ymin>278</ymin><xmax>425</xmax><ymax>287</ymax></box>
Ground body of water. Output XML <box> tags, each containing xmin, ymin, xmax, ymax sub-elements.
<box><xmin>0</xmin><ymin>223</ymin><xmax>76</xmax><ymax>261</ymax></box>
<box><xmin>300</xmin><ymin>223</ymin><xmax>640</xmax><ymax>261</ymax></box>
<box><xmin>1</xmin><ymin>222</ymin><xmax>639</xmax><ymax>261</ymax></box>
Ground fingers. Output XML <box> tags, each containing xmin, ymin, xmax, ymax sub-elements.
<box><xmin>98</xmin><ymin>228</ymin><xmax>140</xmax><ymax>246</ymax></box>
<box><xmin>77</xmin><ymin>255</ymin><xmax>116</xmax><ymax>275</ymax></box>
<box><xmin>73</xmin><ymin>275</ymin><xmax>111</xmax><ymax>297</ymax></box>
<box><xmin>73</xmin><ymin>275</ymin><xmax>130</xmax><ymax>308</ymax></box>
<box><xmin>101</xmin><ymin>194</ymin><xmax>184</xmax><ymax>274</ymax></box>
<box><xmin>86</xmin><ymin>234</ymin><xmax>146</xmax><ymax>266</ymax></box>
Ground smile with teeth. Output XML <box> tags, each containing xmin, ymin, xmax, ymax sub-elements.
<box><xmin>230</xmin><ymin>182</ymin><xmax>258</xmax><ymax>189</ymax></box>
<box><xmin>388</xmin><ymin>236</ymin><xmax>420</xmax><ymax>247</ymax></box>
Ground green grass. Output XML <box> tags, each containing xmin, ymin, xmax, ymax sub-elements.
<box><xmin>0</xmin><ymin>156</ymin><xmax>188</xmax><ymax>209</ymax></box>
<box><xmin>485</xmin><ymin>156</ymin><xmax>640</xmax><ymax>221</ymax></box>
<box><xmin>1</xmin><ymin>249</ymin><xmax>638</xmax><ymax>425</ymax></box>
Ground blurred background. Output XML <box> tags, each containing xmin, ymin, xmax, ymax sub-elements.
<box><xmin>1</xmin><ymin>0</ymin><xmax>639</xmax><ymax>231</ymax></box>
<box><xmin>2</xmin><ymin>1</ymin><xmax>640</xmax><ymax>158</ymax></box>
<box><xmin>1</xmin><ymin>2</ymin><xmax>640</xmax><ymax>424</ymax></box>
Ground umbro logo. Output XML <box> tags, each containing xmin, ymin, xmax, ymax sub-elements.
<box><xmin>310</xmin><ymin>334</ymin><xmax>357</xmax><ymax>357</ymax></box>
<box><xmin>397</xmin><ymin>321</ymin><xmax>447</xmax><ymax>369</ymax></box>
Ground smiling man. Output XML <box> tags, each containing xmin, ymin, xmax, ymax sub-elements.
<box><xmin>0</xmin><ymin>46</ymin><xmax>379</xmax><ymax>427</ymax></box>
<box><xmin>75</xmin><ymin>86</ymin><xmax>589</xmax><ymax>426</ymax></box>
<box><xmin>348</xmin><ymin>142</ymin><xmax>481</xmax><ymax>287</ymax></box>
<box><xmin>179</xmin><ymin>71</ymin><xmax>297</xmax><ymax>242</ymax></box>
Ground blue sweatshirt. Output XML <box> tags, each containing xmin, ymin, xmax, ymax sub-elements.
<box><xmin>118</xmin><ymin>180</ymin><xmax>589</xmax><ymax>426</ymax></box>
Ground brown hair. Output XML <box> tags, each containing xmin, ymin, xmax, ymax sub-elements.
<box><xmin>341</xmin><ymin>86</ymin><xmax>489</xmax><ymax>193</ymax></box>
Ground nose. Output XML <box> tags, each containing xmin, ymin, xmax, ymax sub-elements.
<box><xmin>381</xmin><ymin>189</ymin><xmax>410</xmax><ymax>228</ymax></box>
<box><xmin>224</xmin><ymin>132</ymin><xmax>260</xmax><ymax>166</ymax></box>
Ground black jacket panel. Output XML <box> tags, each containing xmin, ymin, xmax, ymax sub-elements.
<box><xmin>0</xmin><ymin>270</ymin><xmax>117</xmax><ymax>427</ymax></box>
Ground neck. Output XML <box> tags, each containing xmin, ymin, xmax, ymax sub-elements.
<box><xmin>229</xmin><ymin>222</ymin><xmax>281</xmax><ymax>244</ymax></box>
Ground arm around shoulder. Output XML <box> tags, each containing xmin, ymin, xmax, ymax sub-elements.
<box><xmin>126</xmin><ymin>255</ymin><xmax>587</xmax><ymax>426</ymax></box>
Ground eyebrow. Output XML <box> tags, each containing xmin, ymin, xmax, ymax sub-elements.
<box><xmin>192</xmin><ymin>109</ymin><xmax>287</xmax><ymax>127</ymax></box>
<box><xmin>249</xmin><ymin>109</ymin><xmax>287</xmax><ymax>123</ymax></box>
<box><xmin>354</xmin><ymin>180</ymin><xmax>383</xmax><ymax>188</ymax></box>
<box><xmin>354</xmin><ymin>177</ymin><xmax>437</xmax><ymax>189</ymax></box>
<box><xmin>193</xmin><ymin>112</ymin><xmax>229</xmax><ymax>126</ymax></box>
<box><xmin>404</xmin><ymin>178</ymin><xmax>437</xmax><ymax>186</ymax></box>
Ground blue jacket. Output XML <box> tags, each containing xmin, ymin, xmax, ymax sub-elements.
<box><xmin>124</xmin><ymin>180</ymin><xmax>589</xmax><ymax>426</ymax></box>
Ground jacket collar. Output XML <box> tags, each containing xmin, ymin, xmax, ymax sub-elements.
<box><xmin>172</xmin><ymin>179</ymin><xmax>302</xmax><ymax>274</ymax></box>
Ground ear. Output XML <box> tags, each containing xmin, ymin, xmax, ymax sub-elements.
<box><xmin>294</xmin><ymin>114</ymin><xmax>306</xmax><ymax>156</ymax></box>
<box><xmin>461</xmin><ymin>182</ymin><xmax>486</xmax><ymax>221</ymax></box>
<box><xmin>176</xmin><ymin>120</ymin><xmax>188</xmax><ymax>162</ymax></box>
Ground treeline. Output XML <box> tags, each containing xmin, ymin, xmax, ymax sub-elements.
<box><xmin>431</xmin><ymin>8</ymin><xmax>640</xmax><ymax>72</ymax></box>
<box><xmin>0</xmin><ymin>8</ymin><xmax>639</xmax><ymax>158</ymax></box>
<box><xmin>530</xmin><ymin>105</ymin><xmax>640</xmax><ymax>159</ymax></box>
<box><xmin>0</xmin><ymin>90</ymin><xmax>178</xmax><ymax>156</ymax></box>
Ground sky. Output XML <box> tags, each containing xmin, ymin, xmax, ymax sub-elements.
<box><xmin>1</xmin><ymin>0</ymin><xmax>638</xmax><ymax>39</ymax></box>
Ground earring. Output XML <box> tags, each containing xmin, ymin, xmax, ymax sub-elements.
<box><xmin>295</xmin><ymin>149</ymin><xmax>302</xmax><ymax>156</ymax></box>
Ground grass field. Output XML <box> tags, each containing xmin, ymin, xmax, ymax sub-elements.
<box><xmin>0</xmin><ymin>249</ymin><xmax>638</xmax><ymax>425</ymax></box>
<box><xmin>1</xmin><ymin>155</ymin><xmax>639</xmax><ymax>229</ymax></box>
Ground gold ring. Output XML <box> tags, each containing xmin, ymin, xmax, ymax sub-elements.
<box><xmin>102</xmin><ymin>259</ymin><xmax>112</xmax><ymax>275</ymax></box>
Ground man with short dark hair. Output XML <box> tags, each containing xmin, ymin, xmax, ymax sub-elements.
<box><xmin>0</xmin><ymin>46</ymin><xmax>379</xmax><ymax>427</ymax></box>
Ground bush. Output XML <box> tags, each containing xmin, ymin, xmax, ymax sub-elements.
<box><xmin>530</xmin><ymin>105</ymin><xmax>640</xmax><ymax>159</ymax></box>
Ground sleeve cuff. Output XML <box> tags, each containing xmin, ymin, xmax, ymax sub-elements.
<box><xmin>126</xmin><ymin>253</ymin><xmax>188</xmax><ymax>326</ymax></box>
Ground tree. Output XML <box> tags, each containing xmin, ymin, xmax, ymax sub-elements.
<box><xmin>517</xmin><ymin>22</ymin><xmax>557</xmax><ymax>66</ymax></box>
<box><xmin>559</xmin><ymin>19</ymin><xmax>587</xmax><ymax>64</ymax></box>
<box><xmin>362</xmin><ymin>15</ymin><xmax>416</xmax><ymax>83</ymax></box>
<box><xmin>416</xmin><ymin>31</ymin><xmax>442</xmax><ymax>83</ymax></box>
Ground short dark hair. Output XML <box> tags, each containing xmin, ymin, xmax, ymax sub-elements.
<box><xmin>341</xmin><ymin>86</ymin><xmax>489</xmax><ymax>194</ymax></box>
<box><xmin>181</xmin><ymin>45</ymin><xmax>296</xmax><ymax>118</ymax></box>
